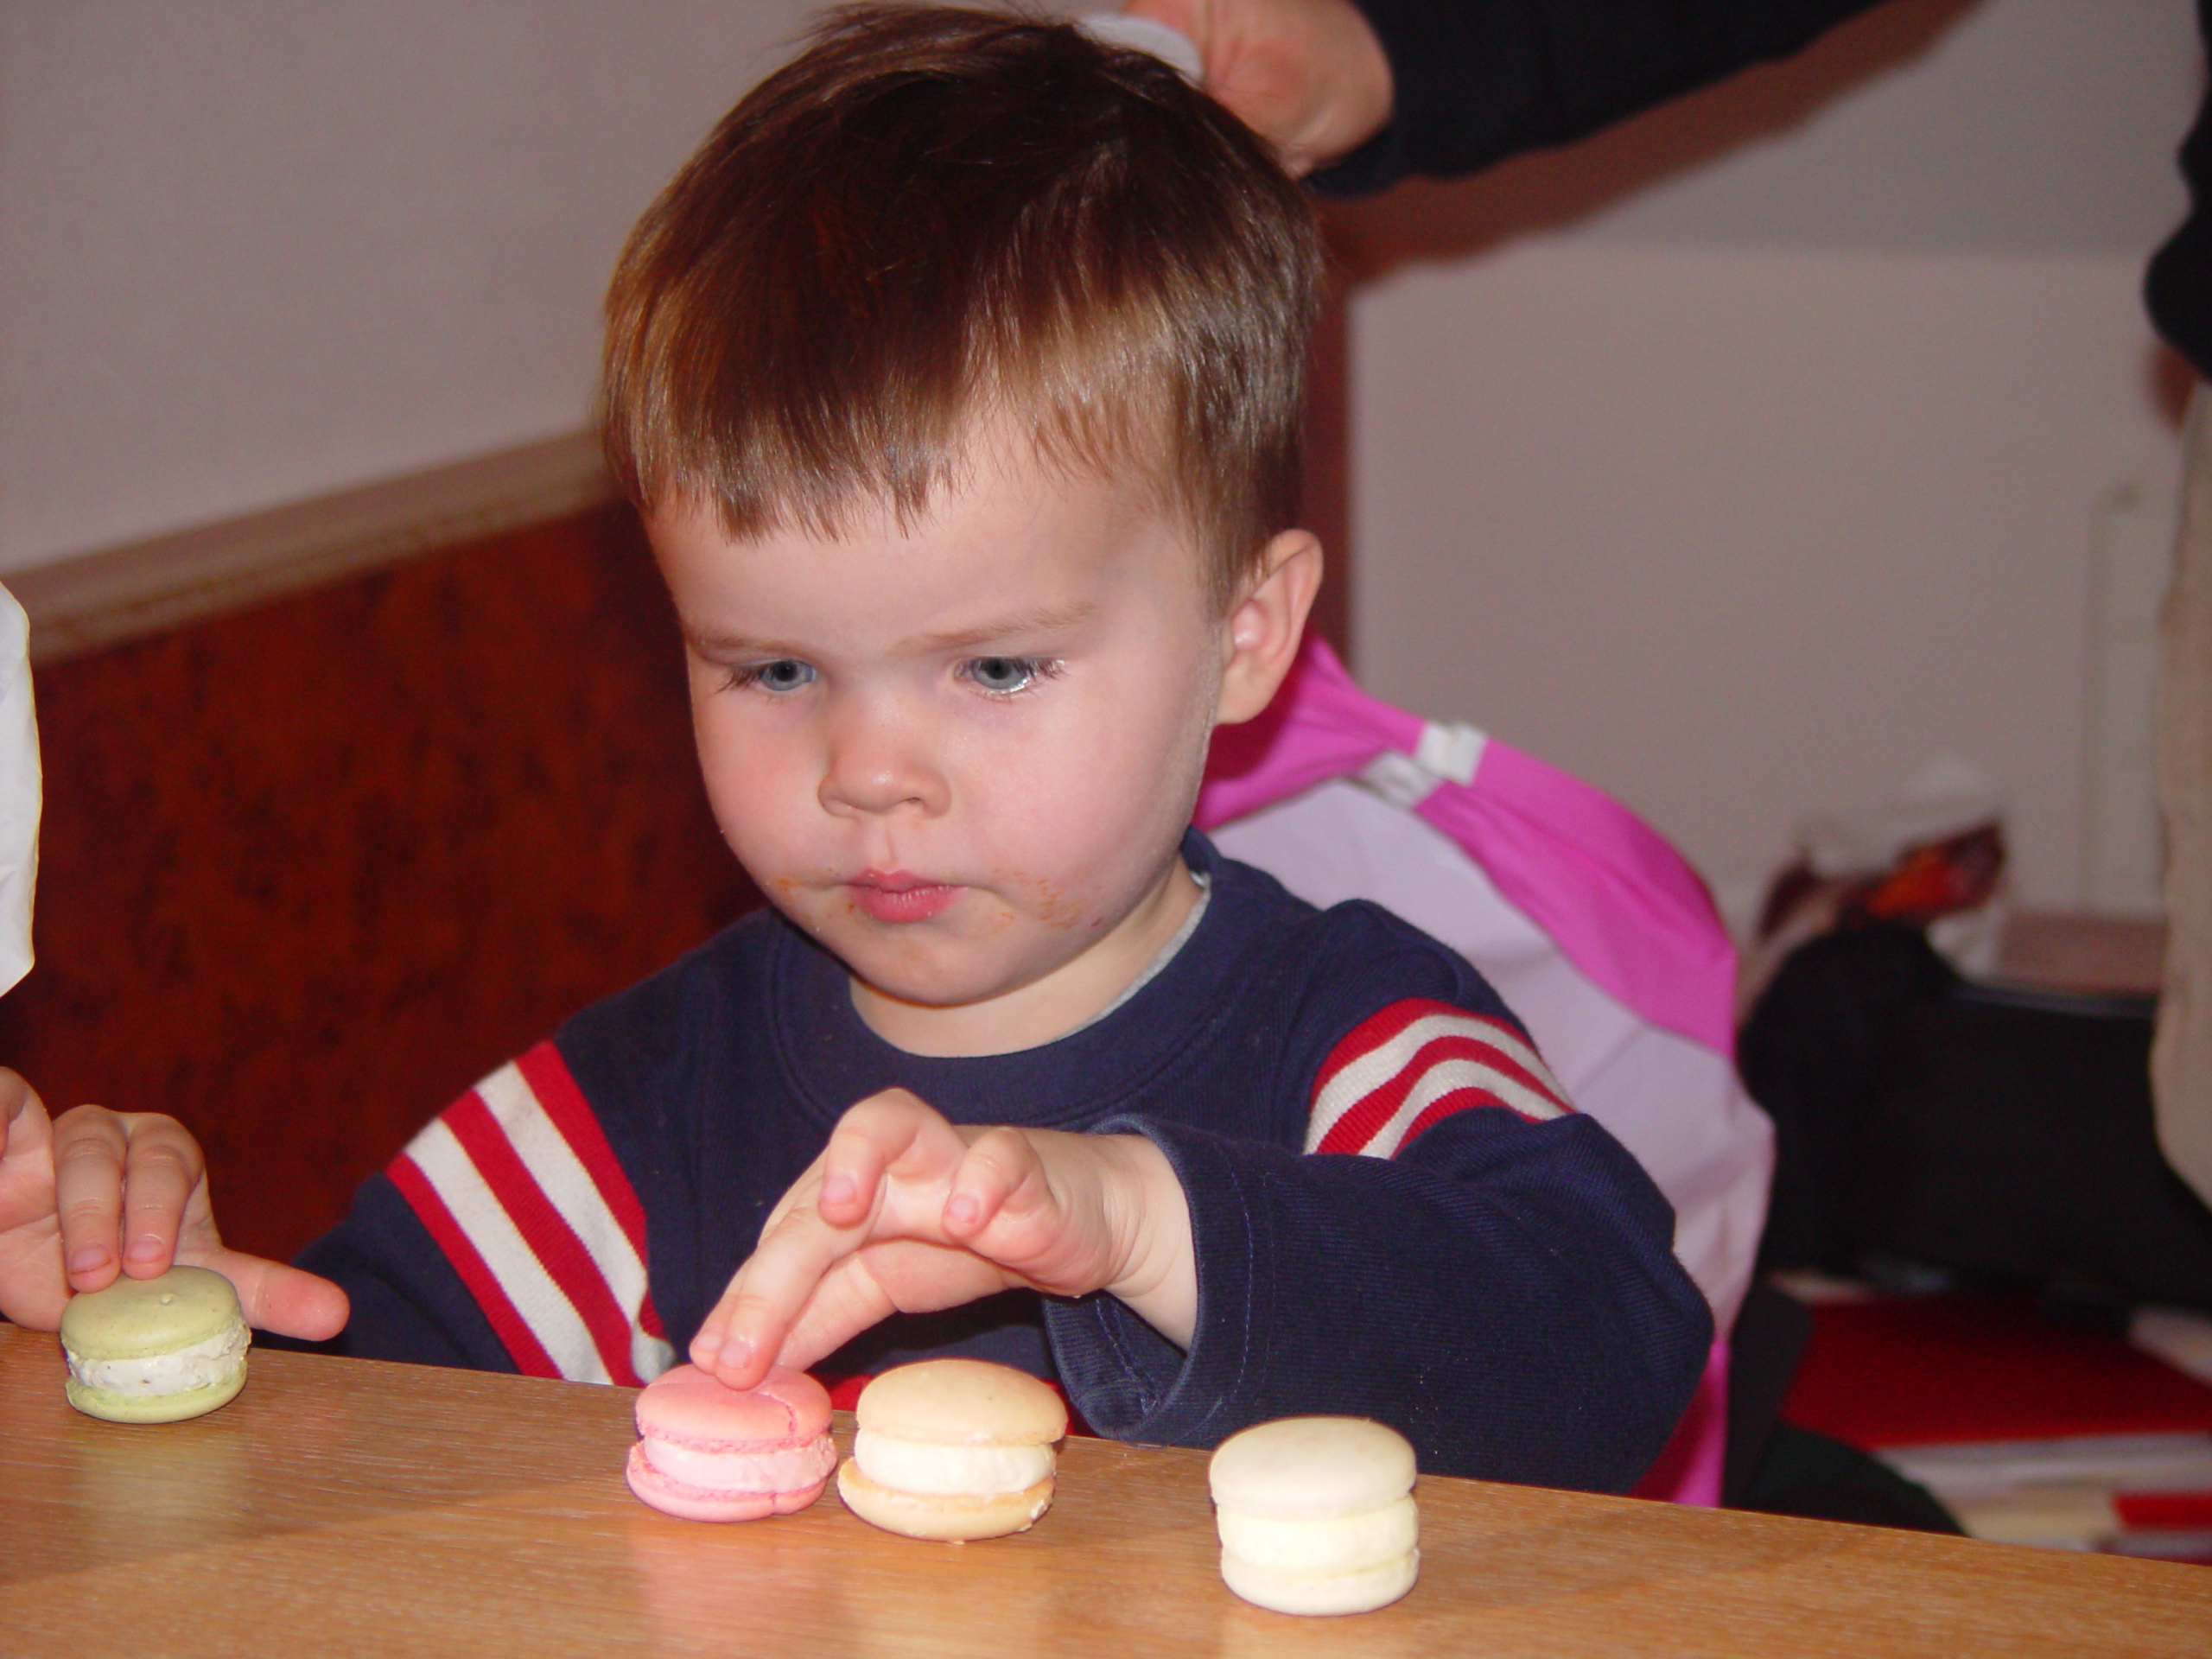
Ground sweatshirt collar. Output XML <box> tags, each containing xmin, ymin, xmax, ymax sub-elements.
<box><xmin>770</xmin><ymin>830</ymin><xmax>1246</xmax><ymax>1128</ymax></box>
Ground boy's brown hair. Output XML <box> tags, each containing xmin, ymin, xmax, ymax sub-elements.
<box><xmin>601</xmin><ymin>3</ymin><xmax>1321</xmax><ymax>608</ymax></box>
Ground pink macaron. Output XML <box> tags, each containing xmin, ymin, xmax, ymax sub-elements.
<box><xmin>626</xmin><ymin>1363</ymin><xmax>838</xmax><ymax>1522</ymax></box>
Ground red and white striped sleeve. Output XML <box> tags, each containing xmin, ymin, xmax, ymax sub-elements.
<box><xmin>1306</xmin><ymin>997</ymin><xmax>1573</xmax><ymax>1157</ymax></box>
<box><xmin>385</xmin><ymin>1041</ymin><xmax>676</xmax><ymax>1385</ymax></box>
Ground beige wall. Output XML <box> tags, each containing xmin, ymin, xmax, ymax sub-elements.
<box><xmin>1351</xmin><ymin>241</ymin><xmax>2175</xmax><ymax>918</ymax></box>
<box><xmin>2</xmin><ymin>0</ymin><xmax>2201</xmax><ymax>918</ymax></box>
<box><xmin>0</xmin><ymin>0</ymin><xmax>823</xmax><ymax>573</ymax></box>
<box><xmin>1339</xmin><ymin>0</ymin><xmax>2201</xmax><ymax>918</ymax></box>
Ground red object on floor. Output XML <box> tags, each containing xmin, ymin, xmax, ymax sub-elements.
<box><xmin>1783</xmin><ymin>1295</ymin><xmax>2212</xmax><ymax>1449</ymax></box>
<box><xmin>2116</xmin><ymin>1492</ymin><xmax>2212</xmax><ymax>1529</ymax></box>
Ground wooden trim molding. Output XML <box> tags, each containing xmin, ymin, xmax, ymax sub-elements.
<box><xmin>2</xmin><ymin>504</ymin><xmax>756</xmax><ymax>1262</ymax></box>
<box><xmin>9</xmin><ymin>431</ymin><xmax>617</xmax><ymax>664</ymax></box>
<box><xmin>6</xmin><ymin>280</ymin><xmax>1349</xmax><ymax>669</ymax></box>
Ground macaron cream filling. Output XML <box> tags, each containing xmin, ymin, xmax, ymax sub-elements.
<box><xmin>1208</xmin><ymin>1416</ymin><xmax>1422</xmax><ymax>1615</ymax></box>
<box><xmin>1215</xmin><ymin>1493</ymin><xmax>1420</xmax><ymax>1575</ymax></box>
<box><xmin>64</xmin><ymin>1321</ymin><xmax>248</xmax><ymax>1398</ymax></box>
<box><xmin>850</xmin><ymin>1427</ymin><xmax>1056</xmax><ymax>1497</ymax></box>
<box><xmin>639</xmin><ymin>1432</ymin><xmax>839</xmax><ymax>1494</ymax></box>
<box><xmin>624</xmin><ymin>1363</ymin><xmax>838</xmax><ymax>1522</ymax></box>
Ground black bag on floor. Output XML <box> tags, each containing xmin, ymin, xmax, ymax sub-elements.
<box><xmin>1740</xmin><ymin>921</ymin><xmax>2212</xmax><ymax>1311</ymax></box>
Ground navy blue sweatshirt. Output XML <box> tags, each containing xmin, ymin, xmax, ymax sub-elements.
<box><xmin>297</xmin><ymin>835</ymin><xmax>1710</xmax><ymax>1493</ymax></box>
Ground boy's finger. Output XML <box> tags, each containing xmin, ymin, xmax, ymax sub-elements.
<box><xmin>117</xmin><ymin>1118</ymin><xmax>207</xmax><ymax>1277</ymax></box>
<box><xmin>841</xmin><ymin>1090</ymin><xmax>987</xmax><ymax>1228</ymax></box>
<box><xmin>744</xmin><ymin>1190</ymin><xmax>873</xmax><ymax>1313</ymax></box>
<box><xmin>760</xmin><ymin>1256</ymin><xmax>908</xmax><ymax>1375</ymax></box>
<box><xmin>944</xmin><ymin>1125</ymin><xmax>1052</xmax><ymax>1240</ymax></box>
<box><xmin>48</xmin><ymin>1106</ymin><xmax>130</xmax><ymax>1290</ymax></box>
<box><xmin>823</xmin><ymin>1089</ymin><xmax>961</xmax><ymax>1206</ymax></box>
<box><xmin>816</xmin><ymin>1114</ymin><xmax>899</xmax><ymax>1224</ymax></box>
<box><xmin>696</xmin><ymin>1204</ymin><xmax>857</xmax><ymax>1387</ymax></box>
<box><xmin>693</xmin><ymin>1093</ymin><xmax>973</xmax><ymax>1383</ymax></box>
<box><xmin>956</xmin><ymin>1128</ymin><xmax>1130</xmax><ymax>1296</ymax></box>
<box><xmin>690</xmin><ymin>1294</ymin><xmax>769</xmax><ymax>1389</ymax></box>
<box><xmin>764</xmin><ymin>1240</ymin><xmax>1020</xmax><ymax>1378</ymax></box>
<box><xmin>688</xmin><ymin>1164</ymin><xmax>836</xmax><ymax>1376</ymax></box>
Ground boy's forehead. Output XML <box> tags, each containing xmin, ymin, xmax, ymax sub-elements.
<box><xmin>649</xmin><ymin>439</ymin><xmax>1212</xmax><ymax>619</ymax></box>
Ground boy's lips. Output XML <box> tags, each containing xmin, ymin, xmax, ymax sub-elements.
<box><xmin>847</xmin><ymin>872</ymin><xmax>960</xmax><ymax>924</ymax></box>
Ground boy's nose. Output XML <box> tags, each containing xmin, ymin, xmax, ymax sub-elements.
<box><xmin>817</xmin><ymin>707</ymin><xmax>948</xmax><ymax>819</ymax></box>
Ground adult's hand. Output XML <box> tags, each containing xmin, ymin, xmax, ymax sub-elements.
<box><xmin>0</xmin><ymin>1068</ymin><xmax>348</xmax><ymax>1338</ymax></box>
<box><xmin>1122</xmin><ymin>0</ymin><xmax>1393</xmax><ymax>177</ymax></box>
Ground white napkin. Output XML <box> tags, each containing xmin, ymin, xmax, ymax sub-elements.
<box><xmin>1079</xmin><ymin>14</ymin><xmax>1202</xmax><ymax>83</ymax></box>
<box><xmin>0</xmin><ymin>583</ymin><xmax>40</xmax><ymax>995</ymax></box>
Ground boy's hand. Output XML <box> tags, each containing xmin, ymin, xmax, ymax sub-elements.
<box><xmin>692</xmin><ymin>1089</ymin><xmax>1195</xmax><ymax>1391</ymax></box>
<box><xmin>1121</xmin><ymin>0</ymin><xmax>1393</xmax><ymax>177</ymax></box>
<box><xmin>0</xmin><ymin>1068</ymin><xmax>348</xmax><ymax>1338</ymax></box>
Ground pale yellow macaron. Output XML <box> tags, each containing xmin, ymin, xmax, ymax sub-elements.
<box><xmin>1208</xmin><ymin>1416</ymin><xmax>1420</xmax><ymax>1615</ymax></box>
<box><xmin>59</xmin><ymin>1265</ymin><xmax>250</xmax><ymax>1425</ymax></box>
<box><xmin>836</xmin><ymin>1358</ymin><xmax>1068</xmax><ymax>1541</ymax></box>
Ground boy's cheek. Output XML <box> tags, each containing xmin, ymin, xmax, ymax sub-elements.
<box><xmin>695</xmin><ymin>737</ymin><xmax>810</xmax><ymax>838</ymax></box>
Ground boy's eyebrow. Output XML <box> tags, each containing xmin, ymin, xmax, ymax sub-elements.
<box><xmin>683</xmin><ymin>601</ymin><xmax>1101</xmax><ymax>660</ymax></box>
<box><xmin>900</xmin><ymin>600</ymin><xmax>1099</xmax><ymax>654</ymax></box>
<box><xmin>684</xmin><ymin>630</ymin><xmax>804</xmax><ymax>658</ymax></box>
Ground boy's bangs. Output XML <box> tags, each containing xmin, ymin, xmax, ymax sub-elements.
<box><xmin>600</xmin><ymin>3</ymin><xmax>1319</xmax><ymax>604</ymax></box>
<box><xmin>607</xmin><ymin>273</ymin><xmax>1183</xmax><ymax>547</ymax></box>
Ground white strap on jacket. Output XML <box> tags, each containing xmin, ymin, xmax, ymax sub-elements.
<box><xmin>1359</xmin><ymin>720</ymin><xmax>1488</xmax><ymax>810</ymax></box>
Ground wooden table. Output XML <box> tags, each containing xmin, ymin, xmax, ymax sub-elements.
<box><xmin>5</xmin><ymin>1325</ymin><xmax>2209</xmax><ymax>1656</ymax></box>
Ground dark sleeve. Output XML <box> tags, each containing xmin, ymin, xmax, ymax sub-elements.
<box><xmin>1043</xmin><ymin>1106</ymin><xmax>1712</xmax><ymax>1493</ymax></box>
<box><xmin>282</xmin><ymin>1172</ymin><xmax>518</xmax><ymax>1372</ymax></box>
<box><xmin>2145</xmin><ymin>30</ymin><xmax>2212</xmax><ymax>381</ymax></box>
<box><xmin>1310</xmin><ymin>0</ymin><xmax>1892</xmax><ymax>197</ymax></box>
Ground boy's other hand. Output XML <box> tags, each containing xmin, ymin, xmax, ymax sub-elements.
<box><xmin>692</xmin><ymin>1088</ymin><xmax>1196</xmax><ymax>1390</ymax></box>
<box><xmin>0</xmin><ymin>1068</ymin><xmax>348</xmax><ymax>1339</ymax></box>
<box><xmin>1120</xmin><ymin>0</ymin><xmax>1393</xmax><ymax>177</ymax></box>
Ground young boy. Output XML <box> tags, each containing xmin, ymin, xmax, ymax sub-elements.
<box><xmin>0</xmin><ymin>5</ymin><xmax>1707</xmax><ymax>1492</ymax></box>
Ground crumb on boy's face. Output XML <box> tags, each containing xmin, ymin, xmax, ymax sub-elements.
<box><xmin>648</xmin><ymin>432</ymin><xmax>1230</xmax><ymax>1058</ymax></box>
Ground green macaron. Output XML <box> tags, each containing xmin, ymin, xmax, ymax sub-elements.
<box><xmin>59</xmin><ymin>1264</ymin><xmax>250</xmax><ymax>1424</ymax></box>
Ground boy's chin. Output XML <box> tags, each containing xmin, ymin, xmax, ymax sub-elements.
<box><xmin>844</xmin><ymin>959</ymin><xmax>1039</xmax><ymax>1015</ymax></box>
<box><xmin>842</xmin><ymin>943</ymin><xmax>1128</xmax><ymax>1055</ymax></box>
<box><xmin>823</xmin><ymin>913</ymin><xmax>1086</xmax><ymax>1006</ymax></box>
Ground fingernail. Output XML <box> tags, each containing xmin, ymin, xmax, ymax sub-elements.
<box><xmin>67</xmin><ymin>1247</ymin><xmax>107</xmax><ymax>1275</ymax></box>
<box><xmin>823</xmin><ymin>1174</ymin><xmax>855</xmax><ymax>1208</ymax></box>
<box><xmin>124</xmin><ymin>1236</ymin><xmax>165</xmax><ymax>1263</ymax></box>
<box><xmin>690</xmin><ymin>1335</ymin><xmax>722</xmax><ymax>1369</ymax></box>
<box><xmin>946</xmin><ymin>1192</ymin><xmax>979</xmax><ymax>1228</ymax></box>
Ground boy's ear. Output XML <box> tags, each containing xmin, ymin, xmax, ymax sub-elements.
<box><xmin>1217</xmin><ymin>529</ymin><xmax>1324</xmax><ymax>726</ymax></box>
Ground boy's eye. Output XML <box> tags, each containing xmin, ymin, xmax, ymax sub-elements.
<box><xmin>963</xmin><ymin>656</ymin><xmax>1055</xmax><ymax>696</ymax></box>
<box><xmin>728</xmin><ymin>658</ymin><xmax>817</xmax><ymax>693</ymax></box>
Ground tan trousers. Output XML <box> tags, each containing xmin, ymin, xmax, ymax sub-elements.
<box><xmin>2157</xmin><ymin>386</ymin><xmax>2212</xmax><ymax>1206</ymax></box>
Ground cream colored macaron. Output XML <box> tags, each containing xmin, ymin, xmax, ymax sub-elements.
<box><xmin>1208</xmin><ymin>1416</ymin><xmax>1420</xmax><ymax>1615</ymax></box>
<box><xmin>59</xmin><ymin>1265</ymin><xmax>250</xmax><ymax>1425</ymax></box>
<box><xmin>836</xmin><ymin>1358</ymin><xmax>1068</xmax><ymax>1541</ymax></box>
